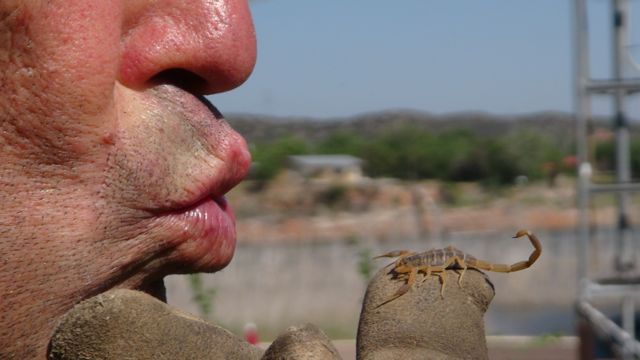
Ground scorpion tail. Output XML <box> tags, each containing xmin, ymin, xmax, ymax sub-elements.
<box><xmin>472</xmin><ymin>230</ymin><xmax>542</xmax><ymax>273</ymax></box>
<box><xmin>513</xmin><ymin>229</ymin><xmax>542</xmax><ymax>269</ymax></box>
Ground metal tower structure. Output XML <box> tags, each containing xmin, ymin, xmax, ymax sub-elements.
<box><xmin>574</xmin><ymin>0</ymin><xmax>640</xmax><ymax>358</ymax></box>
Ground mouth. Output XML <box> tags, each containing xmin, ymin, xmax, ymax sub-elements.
<box><xmin>143</xmin><ymin>87</ymin><xmax>251</xmax><ymax>272</ymax></box>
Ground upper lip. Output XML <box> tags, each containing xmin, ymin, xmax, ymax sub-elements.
<box><xmin>166</xmin><ymin>151</ymin><xmax>250</xmax><ymax>214</ymax></box>
<box><xmin>153</xmin><ymin>92</ymin><xmax>251</xmax><ymax>213</ymax></box>
<box><xmin>195</xmin><ymin>97</ymin><xmax>251</xmax><ymax>200</ymax></box>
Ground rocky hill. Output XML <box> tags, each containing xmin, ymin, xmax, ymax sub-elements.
<box><xmin>226</xmin><ymin>110</ymin><xmax>618</xmax><ymax>145</ymax></box>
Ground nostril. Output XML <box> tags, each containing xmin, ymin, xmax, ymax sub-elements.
<box><xmin>150</xmin><ymin>68</ymin><xmax>208</xmax><ymax>93</ymax></box>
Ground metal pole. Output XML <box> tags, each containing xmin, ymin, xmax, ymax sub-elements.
<box><xmin>611</xmin><ymin>0</ymin><xmax>634</xmax><ymax>272</ymax></box>
<box><xmin>622</xmin><ymin>297</ymin><xmax>636</xmax><ymax>344</ymax></box>
<box><xmin>574</xmin><ymin>0</ymin><xmax>592</xmax><ymax>285</ymax></box>
<box><xmin>577</xmin><ymin>300</ymin><xmax>640</xmax><ymax>356</ymax></box>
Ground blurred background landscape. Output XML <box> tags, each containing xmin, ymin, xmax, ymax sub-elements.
<box><xmin>166</xmin><ymin>0</ymin><xmax>640</xmax><ymax>358</ymax></box>
<box><xmin>167</xmin><ymin>112</ymin><xmax>634</xmax><ymax>334</ymax></box>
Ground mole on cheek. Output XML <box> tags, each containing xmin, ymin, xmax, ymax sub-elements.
<box><xmin>101</xmin><ymin>132</ymin><xmax>116</xmax><ymax>145</ymax></box>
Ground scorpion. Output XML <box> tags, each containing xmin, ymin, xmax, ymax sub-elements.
<box><xmin>373</xmin><ymin>229</ymin><xmax>541</xmax><ymax>307</ymax></box>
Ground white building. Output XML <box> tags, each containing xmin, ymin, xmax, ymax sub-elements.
<box><xmin>287</xmin><ymin>155</ymin><xmax>364</xmax><ymax>183</ymax></box>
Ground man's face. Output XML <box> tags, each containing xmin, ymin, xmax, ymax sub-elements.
<box><xmin>0</xmin><ymin>1</ymin><xmax>256</xmax><ymax>357</ymax></box>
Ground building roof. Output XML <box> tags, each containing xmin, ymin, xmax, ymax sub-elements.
<box><xmin>288</xmin><ymin>155</ymin><xmax>363</xmax><ymax>169</ymax></box>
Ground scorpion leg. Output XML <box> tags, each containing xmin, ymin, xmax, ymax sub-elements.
<box><xmin>440</xmin><ymin>255</ymin><xmax>467</xmax><ymax>287</ymax></box>
<box><xmin>419</xmin><ymin>266</ymin><xmax>432</xmax><ymax>284</ymax></box>
<box><xmin>453</xmin><ymin>257</ymin><xmax>467</xmax><ymax>287</ymax></box>
<box><xmin>440</xmin><ymin>255</ymin><xmax>467</xmax><ymax>288</ymax></box>
<box><xmin>374</xmin><ymin>250</ymin><xmax>413</xmax><ymax>262</ymax></box>
<box><xmin>374</xmin><ymin>250</ymin><xmax>415</xmax><ymax>269</ymax></box>
<box><xmin>397</xmin><ymin>266</ymin><xmax>418</xmax><ymax>297</ymax></box>
<box><xmin>374</xmin><ymin>250</ymin><xmax>413</xmax><ymax>258</ymax></box>
<box><xmin>375</xmin><ymin>266</ymin><xmax>418</xmax><ymax>308</ymax></box>
<box><xmin>436</xmin><ymin>270</ymin><xmax>447</xmax><ymax>298</ymax></box>
<box><xmin>458</xmin><ymin>268</ymin><xmax>467</xmax><ymax>287</ymax></box>
<box><xmin>424</xmin><ymin>265</ymin><xmax>447</xmax><ymax>298</ymax></box>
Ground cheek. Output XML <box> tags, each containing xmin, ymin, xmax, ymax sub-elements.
<box><xmin>1</xmin><ymin>2</ymin><xmax>126</xmax><ymax>162</ymax></box>
<box><xmin>25</xmin><ymin>2</ymin><xmax>124</xmax><ymax>119</ymax></box>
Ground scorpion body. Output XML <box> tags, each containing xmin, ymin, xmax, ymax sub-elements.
<box><xmin>374</xmin><ymin>230</ymin><xmax>541</xmax><ymax>307</ymax></box>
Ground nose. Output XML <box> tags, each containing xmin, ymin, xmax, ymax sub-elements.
<box><xmin>118</xmin><ymin>0</ymin><xmax>257</xmax><ymax>94</ymax></box>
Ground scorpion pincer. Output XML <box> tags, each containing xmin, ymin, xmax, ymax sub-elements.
<box><xmin>373</xmin><ymin>229</ymin><xmax>542</xmax><ymax>307</ymax></box>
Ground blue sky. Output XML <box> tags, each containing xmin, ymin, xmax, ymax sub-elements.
<box><xmin>211</xmin><ymin>0</ymin><xmax>640</xmax><ymax>119</ymax></box>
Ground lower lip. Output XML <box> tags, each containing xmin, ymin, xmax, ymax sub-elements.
<box><xmin>172</xmin><ymin>196</ymin><xmax>237</xmax><ymax>254</ymax></box>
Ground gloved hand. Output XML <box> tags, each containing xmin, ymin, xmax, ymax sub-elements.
<box><xmin>357</xmin><ymin>267</ymin><xmax>495</xmax><ymax>360</ymax></box>
<box><xmin>48</xmin><ymin>289</ymin><xmax>342</xmax><ymax>360</ymax></box>
<box><xmin>48</xmin><ymin>268</ymin><xmax>494</xmax><ymax>359</ymax></box>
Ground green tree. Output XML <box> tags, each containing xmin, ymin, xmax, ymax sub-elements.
<box><xmin>251</xmin><ymin>136</ymin><xmax>309</xmax><ymax>181</ymax></box>
<box><xmin>248</xmin><ymin>125</ymin><xmax>572</xmax><ymax>186</ymax></box>
<box><xmin>501</xmin><ymin>130</ymin><xmax>563</xmax><ymax>180</ymax></box>
<box><xmin>316</xmin><ymin>131</ymin><xmax>366</xmax><ymax>156</ymax></box>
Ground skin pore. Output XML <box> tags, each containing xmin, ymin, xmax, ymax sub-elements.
<box><xmin>0</xmin><ymin>1</ymin><xmax>256</xmax><ymax>358</ymax></box>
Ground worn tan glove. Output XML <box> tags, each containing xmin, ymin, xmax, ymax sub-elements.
<box><xmin>48</xmin><ymin>289</ymin><xmax>341</xmax><ymax>360</ymax></box>
<box><xmin>49</xmin><ymin>268</ymin><xmax>494</xmax><ymax>359</ymax></box>
<box><xmin>357</xmin><ymin>268</ymin><xmax>495</xmax><ymax>360</ymax></box>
